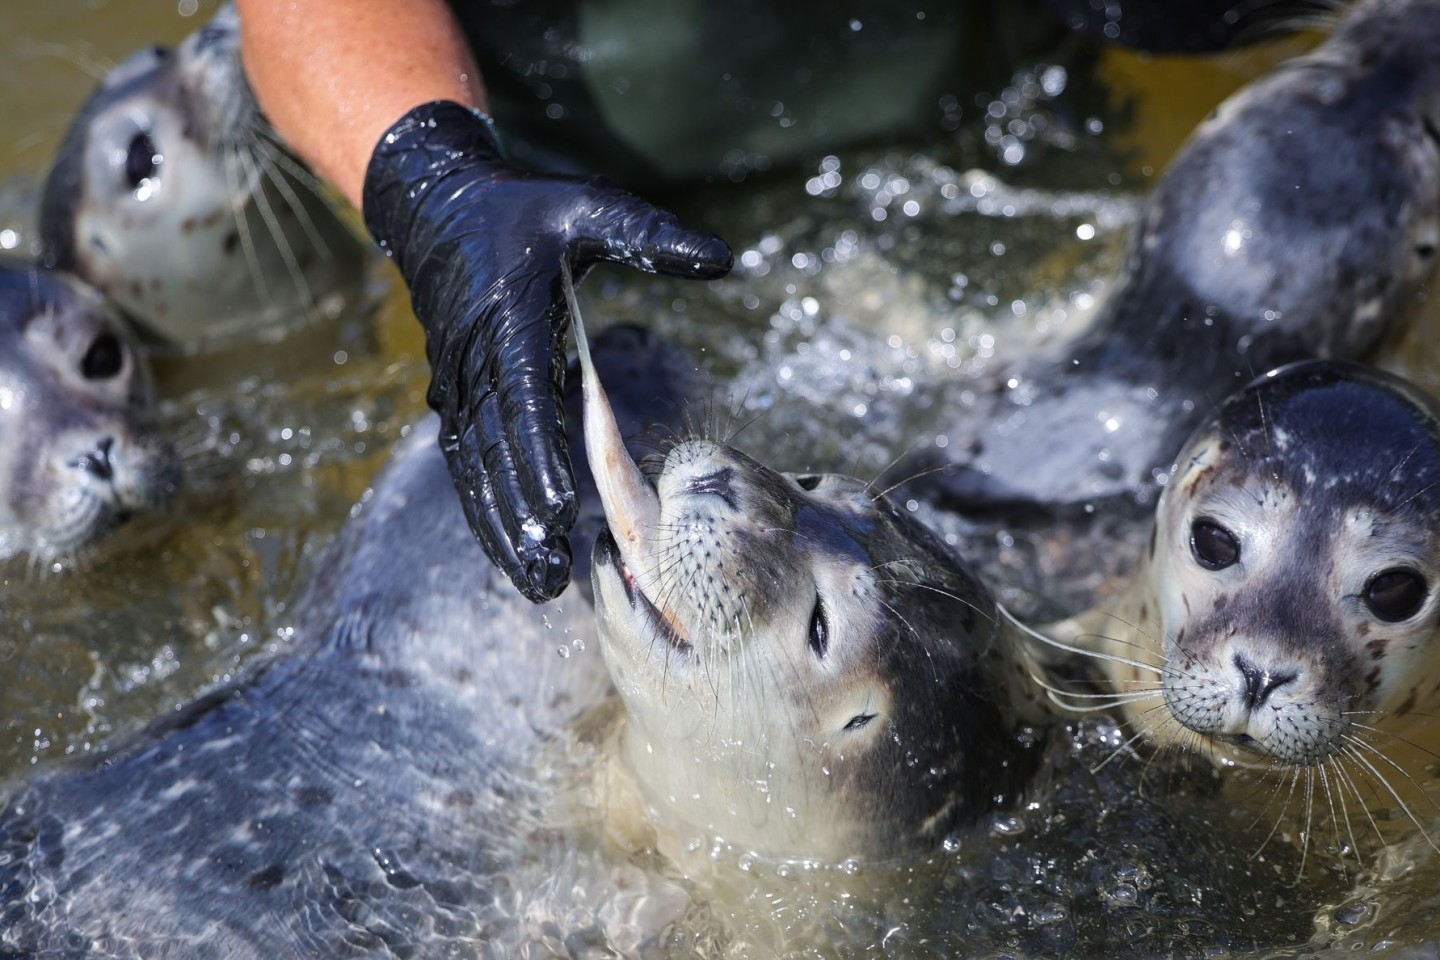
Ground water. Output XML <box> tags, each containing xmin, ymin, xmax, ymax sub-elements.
<box><xmin>3</xmin><ymin>2</ymin><xmax>1440</xmax><ymax>956</ymax></box>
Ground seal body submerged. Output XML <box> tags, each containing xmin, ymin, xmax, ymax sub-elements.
<box><xmin>0</xmin><ymin>318</ymin><xmax>1347</xmax><ymax>956</ymax></box>
<box><xmin>0</xmin><ymin>261</ymin><xmax>176</xmax><ymax>561</ymax></box>
<box><xmin>0</xmin><ymin>310</ymin><xmax>1039</xmax><ymax>954</ymax></box>
<box><xmin>38</xmin><ymin>4</ymin><xmax>367</xmax><ymax>348</ymax></box>
<box><xmin>907</xmin><ymin>0</ymin><xmax>1440</xmax><ymax>619</ymax></box>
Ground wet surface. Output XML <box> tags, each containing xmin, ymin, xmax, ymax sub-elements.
<box><xmin>3</xmin><ymin>2</ymin><xmax>1440</xmax><ymax>956</ymax></box>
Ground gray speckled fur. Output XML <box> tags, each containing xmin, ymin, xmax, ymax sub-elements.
<box><xmin>0</xmin><ymin>327</ymin><xmax>686</xmax><ymax>957</ymax></box>
<box><xmin>907</xmin><ymin>0</ymin><xmax>1440</xmax><ymax>620</ymax></box>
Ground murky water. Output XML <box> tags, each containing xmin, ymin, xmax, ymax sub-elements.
<box><xmin>4</xmin><ymin>2</ymin><xmax>1440</xmax><ymax>956</ymax></box>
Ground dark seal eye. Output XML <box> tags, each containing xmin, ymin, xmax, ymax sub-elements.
<box><xmin>808</xmin><ymin>595</ymin><xmax>828</xmax><ymax>658</ymax></box>
<box><xmin>125</xmin><ymin>131</ymin><xmax>160</xmax><ymax>190</ymax></box>
<box><xmin>794</xmin><ymin>475</ymin><xmax>822</xmax><ymax>491</ymax></box>
<box><xmin>81</xmin><ymin>332</ymin><xmax>124</xmax><ymax>380</ymax></box>
<box><xmin>1190</xmin><ymin>518</ymin><xmax>1240</xmax><ymax>570</ymax></box>
<box><xmin>1365</xmin><ymin>568</ymin><xmax>1428</xmax><ymax>622</ymax></box>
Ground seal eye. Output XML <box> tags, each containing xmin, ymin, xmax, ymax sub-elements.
<box><xmin>808</xmin><ymin>595</ymin><xmax>828</xmax><ymax>659</ymax></box>
<box><xmin>1365</xmin><ymin>568</ymin><xmax>1428</xmax><ymax>622</ymax></box>
<box><xmin>81</xmin><ymin>332</ymin><xmax>124</xmax><ymax>380</ymax></box>
<box><xmin>795</xmin><ymin>475</ymin><xmax>822</xmax><ymax>491</ymax></box>
<box><xmin>125</xmin><ymin>132</ymin><xmax>160</xmax><ymax>190</ymax></box>
<box><xmin>1190</xmin><ymin>518</ymin><xmax>1240</xmax><ymax>570</ymax></box>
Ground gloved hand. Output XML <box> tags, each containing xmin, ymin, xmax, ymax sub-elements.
<box><xmin>363</xmin><ymin>100</ymin><xmax>732</xmax><ymax>602</ymax></box>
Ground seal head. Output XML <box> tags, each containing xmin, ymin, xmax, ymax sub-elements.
<box><xmin>1070</xmin><ymin>361</ymin><xmax>1440</xmax><ymax>767</ymax></box>
<box><xmin>0</xmin><ymin>262</ymin><xmax>176</xmax><ymax>559</ymax></box>
<box><xmin>572</xmin><ymin>281</ymin><xmax>1028</xmax><ymax>862</ymax></box>
<box><xmin>38</xmin><ymin>4</ymin><xmax>365</xmax><ymax>347</ymax></box>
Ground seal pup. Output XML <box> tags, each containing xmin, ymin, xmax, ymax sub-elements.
<box><xmin>0</xmin><ymin>299</ymin><xmax>1040</xmax><ymax>955</ymax></box>
<box><xmin>1037</xmin><ymin>362</ymin><xmax>1440</xmax><ymax>813</ymax></box>
<box><xmin>0</xmin><ymin>260</ymin><xmax>176</xmax><ymax>562</ymax></box>
<box><xmin>905</xmin><ymin>0</ymin><xmax>1440</xmax><ymax>619</ymax></box>
<box><xmin>37</xmin><ymin>4</ymin><xmax>367</xmax><ymax>349</ymax></box>
<box><xmin>0</xmin><ymin>313</ymin><xmax>1344</xmax><ymax>956</ymax></box>
<box><xmin>571</xmin><ymin>276</ymin><xmax>1034</xmax><ymax>864</ymax></box>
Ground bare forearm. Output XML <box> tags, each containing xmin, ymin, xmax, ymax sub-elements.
<box><xmin>236</xmin><ymin>0</ymin><xmax>486</xmax><ymax>207</ymax></box>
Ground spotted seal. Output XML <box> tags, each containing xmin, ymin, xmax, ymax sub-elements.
<box><xmin>0</xmin><ymin>309</ymin><xmax>1347</xmax><ymax>955</ymax></box>
<box><xmin>905</xmin><ymin>0</ymin><xmax>1440</xmax><ymax>620</ymax></box>
<box><xmin>0</xmin><ymin>260</ymin><xmax>176</xmax><ymax>562</ymax></box>
<box><xmin>569</xmin><ymin>287</ymin><xmax>1033</xmax><ymax>863</ymax></box>
<box><xmin>1038</xmin><ymin>361</ymin><xmax>1440</xmax><ymax>789</ymax></box>
<box><xmin>37</xmin><ymin>4</ymin><xmax>367</xmax><ymax>349</ymax></box>
<box><xmin>0</xmin><ymin>299</ymin><xmax>1039</xmax><ymax>953</ymax></box>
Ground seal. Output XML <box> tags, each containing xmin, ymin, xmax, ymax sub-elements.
<box><xmin>1039</xmin><ymin>361</ymin><xmax>1440</xmax><ymax>786</ymax></box>
<box><xmin>905</xmin><ymin>0</ymin><xmax>1440</xmax><ymax>620</ymax></box>
<box><xmin>570</xmin><ymin>281</ymin><xmax>1032</xmax><ymax>863</ymax></box>
<box><xmin>0</xmin><ymin>326</ymin><xmax>676</xmax><ymax>957</ymax></box>
<box><xmin>0</xmin><ymin>318</ymin><xmax>1337</xmax><ymax>957</ymax></box>
<box><xmin>37</xmin><ymin>4</ymin><xmax>367</xmax><ymax>349</ymax></box>
<box><xmin>0</xmin><ymin>260</ymin><xmax>177</xmax><ymax>562</ymax></box>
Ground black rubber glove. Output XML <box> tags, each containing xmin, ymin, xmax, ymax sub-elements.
<box><xmin>363</xmin><ymin>100</ymin><xmax>732</xmax><ymax>602</ymax></box>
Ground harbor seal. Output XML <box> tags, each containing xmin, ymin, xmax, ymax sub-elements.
<box><xmin>905</xmin><ymin>0</ymin><xmax>1440</xmax><ymax>620</ymax></box>
<box><xmin>571</xmin><ymin>284</ymin><xmax>1034</xmax><ymax>863</ymax></box>
<box><xmin>0</xmin><ymin>311</ymin><xmax>1339</xmax><ymax>956</ymax></box>
<box><xmin>1041</xmin><ymin>361</ymin><xmax>1440</xmax><ymax>781</ymax></box>
<box><xmin>37</xmin><ymin>4</ymin><xmax>367</xmax><ymax>349</ymax></box>
<box><xmin>0</xmin><ymin>260</ymin><xmax>177</xmax><ymax>562</ymax></box>
<box><xmin>0</xmin><ymin>309</ymin><xmax>1037</xmax><ymax>954</ymax></box>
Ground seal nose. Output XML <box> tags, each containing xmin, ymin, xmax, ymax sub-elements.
<box><xmin>74</xmin><ymin>437</ymin><xmax>116</xmax><ymax>482</ymax></box>
<box><xmin>684</xmin><ymin>466</ymin><xmax>737</xmax><ymax>506</ymax></box>
<box><xmin>1233</xmin><ymin>653</ymin><xmax>1297</xmax><ymax>710</ymax></box>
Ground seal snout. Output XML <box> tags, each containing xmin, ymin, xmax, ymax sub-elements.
<box><xmin>1233</xmin><ymin>652</ymin><xmax>1297</xmax><ymax>711</ymax></box>
<box><xmin>71</xmin><ymin>436</ymin><xmax>115</xmax><ymax>482</ymax></box>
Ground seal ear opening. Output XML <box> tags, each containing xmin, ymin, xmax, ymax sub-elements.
<box><xmin>808</xmin><ymin>594</ymin><xmax>829</xmax><ymax>659</ymax></box>
<box><xmin>843</xmin><ymin>712</ymin><xmax>876</xmax><ymax>732</ymax></box>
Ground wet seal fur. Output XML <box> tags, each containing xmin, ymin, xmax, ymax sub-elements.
<box><xmin>0</xmin><ymin>314</ymin><xmax>1035</xmax><ymax>954</ymax></box>
<box><xmin>567</xmin><ymin>279</ymin><xmax>1034</xmax><ymax>863</ymax></box>
<box><xmin>1041</xmin><ymin>361</ymin><xmax>1440</xmax><ymax>782</ymax></box>
<box><xmin>0</xmin><ymin>322</ymin><xmax>1342</xmax><ymax>956</ymax></box>
<box><xmin>0</xmin><ymin>261</ymin><xmax>176</xmax><ymax>561</ymax></box>
<box><xmin>38</xmin><ymin>4</ymin><xmax>366</xmax><ymax>349</ymax></box>
<box><xmin>905</xmin><ymin>0</ymin><xmax>1440</xmax><ymax>620</ymax></box>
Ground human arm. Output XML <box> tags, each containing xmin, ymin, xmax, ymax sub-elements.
<box><xmin>235</xmin><ymin>0</ymin><xmax>732</xmax><ymax>601</ymax></box>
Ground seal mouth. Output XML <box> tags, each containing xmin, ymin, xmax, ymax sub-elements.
<box><xmin>596</xmin><ymin>527</ymin><xmax>693</xmax><ymax>655</ymax></box>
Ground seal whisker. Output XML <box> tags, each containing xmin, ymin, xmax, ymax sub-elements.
<box><xmin>224</xmin><ymin>146</ymin><xmax>275</xmax><ymax>309</ymax></box>
<box><xmin>1044</xmin><ymin>687</ymin><xmax>1160</xmax><ymax>715</ymax></box>
<box><xmin>245</xmin><ymin>131</ymin><xmax>338</xmax><ymax>264</ymax></box>
<box><xmin>1340</xmin><ymin>741</ymin><xmax>1440</xmax><ymax>853</ymax></box>
<box><xmin>233</xmin><ymin>145</ymin><xmax>315</xmax><ymax>311</ymax></box>
<box><xmin>19</xmin><ymin>39</ymin><xmax>114</xmax><ymax>81</ymax></box>
<box><xmin>867</xmin><ymin>437</ymin><xmax>954</xmax><ymax>502</ymax></box>
<box><xmin>1315</xmin><ymin>760</ymin><xmax>1349</xmax><ymax>877</ymax></box>
<box><xmin>248</xmin><ymin>128</ymin><xmax>339</xmax><ymax>207</ymax></box>
<box><xmin>1334</xmin><ymin>752</ymin><xmax>1392</xmax><ymax>854</ymax></box>
<box><xmin>874</xmin><ymin>577</ymin><xmax>998</xmax><ymax>627</ymax></box>
<box><xmin>1327</xmin><ymin>756</ymin><xmax>1370</xmax><ymax>868</ymax></box>
<box><xmin>1248</xmin><ymin>762</ymin><xmax>1303</xmax><ymax>864</ymax></box>
<box><xmin>1089</xmin><ymin>723</ymin><xmax>1152</xmax><ymax>775</ymax></box>
<box><xmin>1345</xmin><ymin>721</ymin><xmax>1440</xmax><ymax>766</ymax></box>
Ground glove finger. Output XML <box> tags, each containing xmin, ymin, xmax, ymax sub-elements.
<box><xmin>571</xmin><ymin>188</ymin><xmax>733</xmax><ymax>280</ymax></box>
<box><xmin>439</xmin><ymin>420</ymin><xmax>540</xmax><ymax>600</ymax></box>
<box><xmin>473</xmin><ymin>377</ymin><xmax>574</xmax><ymax>601</ymax></box>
